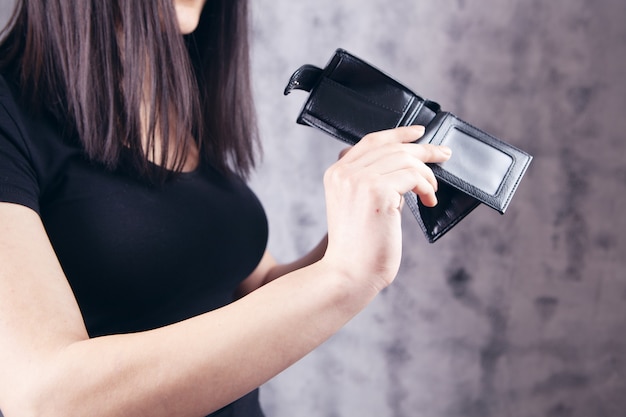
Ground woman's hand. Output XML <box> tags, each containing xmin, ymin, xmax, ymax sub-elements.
<box><xmin>321</xmin><ymin>125</ymin><xmax>451</xmax><ymax>292</ymax></box>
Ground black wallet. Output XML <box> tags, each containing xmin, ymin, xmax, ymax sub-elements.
<box><xmin>284</xmin><ymin>49</ymin><xmax>532</xmax><ymax>242</ymax></box>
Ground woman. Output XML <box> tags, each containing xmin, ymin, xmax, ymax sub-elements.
<box><xmin>0</xmin><ymin>0</ymin><xmax>451</xmax><ymax>416</ymax></box>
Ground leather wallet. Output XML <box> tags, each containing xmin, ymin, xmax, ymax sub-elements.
<box><xmin>284</xmin><ymin>49</ymin><xmax>532</xmax><ymax>242</ymax></box>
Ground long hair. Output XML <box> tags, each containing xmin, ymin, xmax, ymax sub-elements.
<box><xmin>0</xmin><ymin>0</ymin><xmax>259</xmax><ymax>179</ymax></box>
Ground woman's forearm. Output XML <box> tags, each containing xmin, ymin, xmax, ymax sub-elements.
<box><xmin>25</xmin><ymin>259</ymin><xmax>375</xmax><ymax>417</ymax></box>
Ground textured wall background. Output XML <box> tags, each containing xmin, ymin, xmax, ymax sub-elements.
<box><xmin>1</xmin><ymin>1</ymin><xmax>625</xmax><ymax>416</ymax></box>
<box><xmin>249</xmin><ymin>1</ymin><xmax>626</xmax><ymax>416</ymax></box>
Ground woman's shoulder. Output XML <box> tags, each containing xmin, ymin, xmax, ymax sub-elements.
<box><xmin>0</xmin><ymin>69</ymin><xmax>80</xmax><ymax>213</ymax></box>
<box><xmin>0</xmin><ymin>72</ymin><xmax>42</xmax><ymax>211</ymax></box>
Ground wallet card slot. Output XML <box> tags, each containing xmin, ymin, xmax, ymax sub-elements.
<box><xmin>420</xmin><ymin>112</ymin><xmax>532</xmax><ymax>213</ymax></box>
<box><xmin>439</xmin><ymin>127</ymin><xmax>513</xmax><ymax>196</ymax></box>
<box><xmin>305</xmin><ymin>78</ymin><xmax>405</xmax><ymax>142</ymax></box>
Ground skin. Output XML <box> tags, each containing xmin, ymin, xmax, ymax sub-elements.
<box><xmin>174</xmin><ymin>0</ymin><xmax>208</xmax><ymax>34</ymax></box>
<box><xmin>0</xmin><ymin>2</ymin><xmax>453</xmax><ymax>416</ymax></box>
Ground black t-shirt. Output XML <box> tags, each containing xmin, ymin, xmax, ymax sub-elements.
<box><xmin>0</xmin><ymin>74</ymin><xmax>268</xmax><ymax>416</ymax></box>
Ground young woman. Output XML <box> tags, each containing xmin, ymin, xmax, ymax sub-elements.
<box><xmin>0</xmin><ymin>1</ymin><xmax>451</xmax><ymax>416</ymax></box>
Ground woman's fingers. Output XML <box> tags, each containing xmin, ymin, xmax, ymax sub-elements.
<box><xmin>348</xmin><ymin>150</ymin><xmax>440</xmax><ymax>193</ymax></box>
<box><xmin>322</xmin><ymin>126</ymin><xmax>453</xmax><ymax>289</ymax></box>
<box><xmin>341</xmin><ymin>127</ymin><xmax>451</xmax><ymax>168</ymax></box>
<box><xmin>412</xmin><ymin>142</ymin><xmax>452</xmax><ymax>164</ymax></box>
<box><xmin>382</xmin><ymin>166</ymin><xmax>440</xmax><ymax>208</ymax></box>
<box><xmin>339</xmin><ymin>125</ymin><xmax>426</xmax><ymax>162</ymax></box>
<box><xmin>334</xmin><ymin>126</ymin><xmax>452</xmax><ymax>207</ymax></box>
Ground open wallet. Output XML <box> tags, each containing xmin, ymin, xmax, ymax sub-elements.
<box><xmin>284</xmin><ymin>48</ymin><xmax>532</xmax><ymax>243</ymax></box>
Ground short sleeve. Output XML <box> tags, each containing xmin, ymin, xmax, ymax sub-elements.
<box><xmin>0</xmin><ymin>82</ymin><xmax>40</xmax><ymax>213</ymax></box>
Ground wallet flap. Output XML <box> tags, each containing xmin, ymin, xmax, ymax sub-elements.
<box><xmin>284</xmin><ymin>64</ymin><xmax>324</xmax><ymax>95</ymax></box>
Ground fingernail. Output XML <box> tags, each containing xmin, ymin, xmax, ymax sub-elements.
<box><xmin>440</xmin><ymin>146</ymin><xmax>452</xmax><ymax>156</ymax></box>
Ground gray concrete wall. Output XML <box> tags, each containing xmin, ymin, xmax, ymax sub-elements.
<box><xmin>250</xmin><ymin>1</ymin><xmax>626</xmax><ymax>416</ymax></box>
<box><xmin>2</xmin><ymin>1</ymin><xmax>625</xmax><ymax>416</ymax></box>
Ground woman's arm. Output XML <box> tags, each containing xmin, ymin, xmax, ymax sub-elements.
<box><xmin>0</xmin><ymin>203</ymin><xmax>361</xmax><ymax>417</ymax></box>
<box><xmin>0</xmin><ymin>126</ymin><xmax>450</xmax><ymax>417</ymax></box>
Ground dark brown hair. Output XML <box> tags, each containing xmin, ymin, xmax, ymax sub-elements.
<box><xmin>0</xmin><ymin>0</ymin><xmax>259</xmax><ymax>179</ymax></box>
